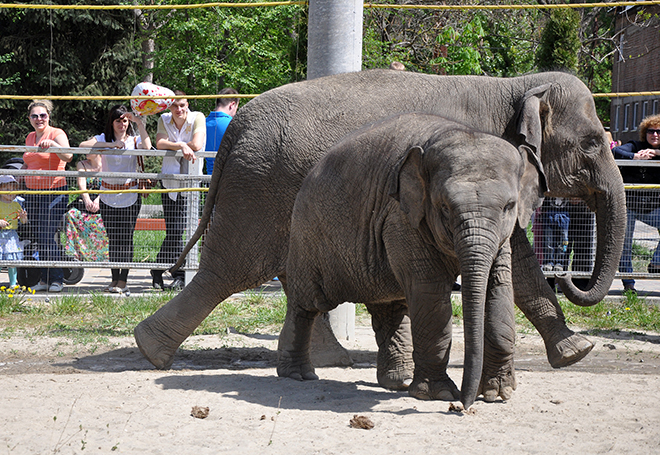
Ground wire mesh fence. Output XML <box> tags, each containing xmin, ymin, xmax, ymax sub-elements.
<box><xmin>1</xmin><ymin>151</ymin><xmax>660</xmax><ymax>289</ymax></box>
<box><xmin>0</xmin><ymin>148</ymin><xmax>211</xmax><ymax>288</ymax></box>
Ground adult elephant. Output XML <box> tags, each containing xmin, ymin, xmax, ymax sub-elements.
<box><xmin>135</xmin><ymin>70</ymin><xmax>625</xmax><ymax>380</ymax></box>
<box><xmin>279</xmin><ymin>114</ymin><xmax>536</xmax><ymax>408</ymax></box>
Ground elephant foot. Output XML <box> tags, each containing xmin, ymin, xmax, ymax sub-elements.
<box><xmin>134</xmin><ymin>319</ymin><xmax>179</xmax><ymax>370</ymax></box>
<box><xmin>277</xmin><ymin>351</ymin><xmax>319</xmax><ymax>381</ymax></box>
<box><xmin>408</xmin><ymin>376</ymin><xmax>460</xmax><ymax>401</ymax></box>
<box><xmin>479</xmin><ymin>365</ymin><xmax>517</xmax><ymax>402</ymax></box>
<box><xmin>377</xmin><ymin>352</ymin><xmax>413</xmax><ymax>390</ymax></box>
<box><xmin>546</xmin><ymin>328</ymin><xmax>594</xmax><ymax>369</ymax></box>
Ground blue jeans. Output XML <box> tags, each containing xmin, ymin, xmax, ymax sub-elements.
<box><xmin>24</xmin><ymin>191</ymin><xmax>68</xmax><ymax>284</ymax></box>
<box><xmin>543</xmin><ymin>209</ymin><xmax>570</xmax><ymax>268</ymax></box>
<box><xmin>619</xmin><ymin>206</ymin><xmax>660</xmax><ymax>287</ymax></box>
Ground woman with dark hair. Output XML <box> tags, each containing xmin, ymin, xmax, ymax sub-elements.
<box><xmin>613</xmin><ymin>113</ymin><xmax>660</xmax><ymax>293</ymax></box>
<box><xmin>23</xmin><ymin>99</ymin><xmax>73</xmax><ymax>293</ymax></box>
<box><xmin>79</xmin><ymin>105</ymin><xmax>151</xmax><ymax>295</ymax></box>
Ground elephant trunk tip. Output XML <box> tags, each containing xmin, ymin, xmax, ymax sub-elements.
<box><xmin>460</xmin><ymin>390</ymin><xmax>477</xmax><ymax>411</ymax></box>
<box><xmin>556</xmin><ymin>274</ymin><xmax>603</xmax><ymax>307</ymax></box>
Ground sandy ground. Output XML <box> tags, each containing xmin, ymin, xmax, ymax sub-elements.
<box><xmin>1</xmin><ymin>321</ymin><xmax>660</xmax><ymax>455</ymax></box>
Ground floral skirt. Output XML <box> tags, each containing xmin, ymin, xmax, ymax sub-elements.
<box><xmin>64</xmin><ymin>207</ymin><xmax>109</xmax><ymax>262</ymax></box>
<box><xmin>0</xmin><ymin>230</ymin><xmax>24</xmax><ymax>261</ymax></box>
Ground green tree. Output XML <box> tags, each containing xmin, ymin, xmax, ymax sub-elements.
<box><xmin>148</xmin><ymin>1</ymin><xmax>306</xmax><ymax>113</ymax></box>
<box><xmin>0</xmin><ymin>0</ymin><xmax>141</xmax><ymax>147</ymax></box>
<box><xmin>535</xmin><ymin>8</ymin><xmax>581</xmax><ymax>72</ymax></box>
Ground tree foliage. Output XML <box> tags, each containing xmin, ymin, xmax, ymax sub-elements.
<box><xmin>535</xmin><ymin>8</ymin><xmax>581</xmax><ymax>72</ymax></box>
<box><xmin>0</xmin><ymin>0</ymin><xmax>621</xmax><ymax>148</ymax></box>
<box><xmin>0</xmin><ymin>0</ymin><xmax>142</xmax><ymax>146</ymax></box>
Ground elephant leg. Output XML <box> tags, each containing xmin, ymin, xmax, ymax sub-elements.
<box><xmin>479</xmin><ymin>244</ymin><xmax>517</xmax><ymax>402</ymax></box>
<box><xmin>511</xmin><ymin>227</ymin><xmax>593</xmax><ymax>368</ymax></box>
<box><xmin>277</xmin><ymin>303</ymin><xmax>320</xmax><ymax>381</ymax></box>
<box><xmin>405</xmin><ymin>285</ymin><xmax>459</xmax><ymax>401</ymax></box>
<box><xmin>366</xmin><ymin>300</ymin><xmax>414</xmax><ymax>390</ymax></box>
<box><xmin>135</xmin><ymin>188</ymin><xmax>292</xmax><ymax>369</ymax></box>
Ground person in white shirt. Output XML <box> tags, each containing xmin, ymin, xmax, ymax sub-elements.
<box><xmin>151</xmin><ymin>91</ymin><xmax>206</xmax><ymax>290</ymax></box>
<box><xmin>79</xmin><ymin>104</ymin><xmax>152</xmax><ymax>295</ymax></box>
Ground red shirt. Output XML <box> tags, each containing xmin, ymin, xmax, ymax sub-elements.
<box><xmin>24</xmin><ymin>126</ymin><xmax>68</xmax><ymax>189</ymax></box>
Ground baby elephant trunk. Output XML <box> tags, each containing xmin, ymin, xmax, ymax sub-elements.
<box><xmin>456</xmin><ymin>225</ymin><xmax>499</xmax><ymax>409</ymax></box>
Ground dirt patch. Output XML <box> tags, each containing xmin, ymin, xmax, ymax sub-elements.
<box><xmin>1</xmin><ymin>325</ymin><xmax>659</xmax><ymax>454</ymax></box>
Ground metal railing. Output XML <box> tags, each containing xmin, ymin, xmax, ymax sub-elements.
<box><xmin>1</xmin><ymin>151</ymin><xmax>660</xmax><ymax>284</ymax></box>
<box><xmin>0</xmin><ymin>147</ymin><xmax>211</xmax><ymax>281</ymax></box>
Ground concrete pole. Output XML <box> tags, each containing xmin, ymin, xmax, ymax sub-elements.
<box><xmin>307</xmin><ymin>0</ymin><xmax>363</xmax><ymax>80</ymax></box>
<box><xmin>307</xmin><ymin>0</ymin><xmax>363</xmax><ymax>340</ymax></box>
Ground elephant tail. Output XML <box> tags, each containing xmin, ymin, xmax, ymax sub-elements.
<box><xmin>169</xmin><ymin>121</ymin><xmax>237</xmax><ymax>273</ymax></box>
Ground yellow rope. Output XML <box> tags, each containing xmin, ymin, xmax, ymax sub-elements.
<box><xmin>2</xmin><ymin>92</ymin><xmax>658</xmax><ymax>101</ymax></box>
<box><xmin>1</xmin><ymin>1</ymin><xmax>658</xmax><ymax>11</ymax></box>
<box><xmin>364</xmin><ymin>1</ymin><xmax>660</xmax><ymax>11</ymax></box>
<box><xmin>0</xmin><ymin>94</ymin><xmax>259</xmax><ymax>101</ymax></box>
<box><xmin>624</xmin><ymin>185</ymin><xmax>660</xmax><ymax>190</ymax></box>
<box><xmin>0</xmin><ymin>188</ymin><xmax>209</xmax><ymax>195</ymax></box>
<box><xmin>0</xmin><ymin>1</ymin><xmax>307</xmax><ymax>10</ymax></box>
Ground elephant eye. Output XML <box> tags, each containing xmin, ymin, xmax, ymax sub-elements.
<box><xmin>504</xmin><ymin>200</ymin><xmax>516</xmax><ymax>212</ymax></box>
<box><xmin>440</xmin><ymin>202</ymin><xmax>450</xmax><ymax>218</ymax></box>
<box><xmin>581</xmin><ymin>136</ymin><xmax>600</xmax><ymax>154</ymax></box>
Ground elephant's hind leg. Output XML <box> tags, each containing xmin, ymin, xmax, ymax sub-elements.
<box><xmin>277</xmin><ymin>303</ymin><xmax>320</xmax><ymax>381</ymax></box>
<box><xmin>367</xmin><ymin>301</ymin><xmax>414</xmax><ymax>390</ymax></box>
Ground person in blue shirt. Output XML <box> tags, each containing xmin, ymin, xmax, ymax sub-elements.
<box><xmin>205</xmin><ymin>88</ymin><xmax>239</xmax><ymax>175</ymax></box>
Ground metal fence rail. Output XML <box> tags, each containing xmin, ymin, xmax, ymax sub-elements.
<box><xmin>0</xmin><ymin>151</ymin><xmax>659</xmax><ymax>286</ymax></box>
<box><xmin>0</xmin><ymin>148</ymin><xmax>210</xmax><ymax>287</ymax></box>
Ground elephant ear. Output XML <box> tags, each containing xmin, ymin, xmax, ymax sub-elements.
<box><xmin>516</xmin><ymin>83</ymin><xmax>553</xmax><ymax>189</ymax></box>
<box><xmin>389</xmin><ymin>146</ymin><xmax>426</xmax><ymax>229</ymax></box>
<box><xmin>517</xmin><ymin>144</ymin><xmax>546</xmax><ymax>229</ymax></box>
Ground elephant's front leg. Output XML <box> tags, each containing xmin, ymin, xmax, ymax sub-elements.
<box><xmin>406</xmin><ymin>283</ymin><xmax>460</xmax><ymax>401</ymax></box>
<box><xmin>511</xmin><ymin>227</ymin><xmax>593</xmax><ymax>367</ymax></box>
<box><xmin>366</xmin><ymin>300</ymin><xmax>413</xmax><ymax>390</ymax></box>
<box><xmin>277</xmin><ymin>303</ymin><xmax>320</xmax><ymax>381</ymax></box>
<box><xmin>480</xmin><ymin>243</ymin><xmax>517</xmax><ymax>402</ymax></box>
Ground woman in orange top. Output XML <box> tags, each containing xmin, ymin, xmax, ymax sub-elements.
<box><xmin>23</xmin><ymin>100</ymin><xmax>73</xmax><ymax>293</ymax></box>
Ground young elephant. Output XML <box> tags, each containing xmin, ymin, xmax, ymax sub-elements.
<box><xmin>277</xmin><ymin>114</ymin><xmax>543</xmax><ymax>409</ymax></box>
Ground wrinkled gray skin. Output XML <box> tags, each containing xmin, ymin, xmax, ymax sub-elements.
<box><xmin>278</xmin><ymin>114</ymin><xmax>535</xmax><ymax>409</ymax></box>
<box><xmin>135</xmin><ymin>70</ymin><xmax>626</xmax><ymax>387</ymax></box>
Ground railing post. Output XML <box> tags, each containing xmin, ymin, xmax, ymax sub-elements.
<box><xmin>182</xmin><ymin>157</ymin><xmax>202</xmax><ymax>285</ymax></box>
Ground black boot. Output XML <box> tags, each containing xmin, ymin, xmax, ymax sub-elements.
<box><xmin>150</xmin><ymin>270</ymin><xmax>164</xmax><ymax>290</ymax></box>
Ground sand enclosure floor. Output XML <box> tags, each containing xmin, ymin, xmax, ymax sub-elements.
<box><xmin>1</xmin><ymin>324</ymin><xmax>660</xmax><ymax>454</ymax></box>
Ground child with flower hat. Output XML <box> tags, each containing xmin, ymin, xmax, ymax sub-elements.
<box><xmin>0</xmin><ymin>175</ymin><xmax>28</xmax><ymax>287</ymax></box>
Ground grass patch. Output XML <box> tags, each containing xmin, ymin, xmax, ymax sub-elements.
<box><xmin>1</xmin><ymin>286</ymin><xmax>658</xmax><ymax>349</ymax></box>
<box><xmin>510</xmin><ymin>293</ymin><xmax>660</xmax><ymax>334</ymax></box>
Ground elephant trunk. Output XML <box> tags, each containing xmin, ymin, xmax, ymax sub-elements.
<box><xmin>455</xmin><ymin>221</ymin><xmax>499</xmax><ymax>409</ymax></box>
<box><xmin>557</xmin><ymin>182</ymin><xmax>626</xmax><ymax>306</ymax></box>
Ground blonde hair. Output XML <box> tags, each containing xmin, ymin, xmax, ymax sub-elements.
<box><xmin>639</xmin><ymin>113</ymin><xmax>660</xmax><ymax>141</ymax></box>
<box><xmin>28</xmin><ymin>99</ymin><xmax>53</xmax><ymax>115</ymax></box>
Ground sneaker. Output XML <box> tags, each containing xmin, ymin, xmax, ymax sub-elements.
<box><xmin>542</xmin><ymin>264</ymin><xmax>553</xmax><ymax>272</ymax></box>
<box><xmin>165</xmin><ymin>277</ymin><xmax>185</xmax><ymax>291</ymax></box>
<box><xmin>31</xmin><ymin>283</ymin><xmax>48</xmax><ymax>292</ymax></box>
<box><xmin>553</xmin><ymin>265</ymin><xmax>564</xmax><ymax>272</ymax></box>
<box><xmin>623</xmin><ymin>284</ymin><xmax>637</xmax><ymax>295</ymax></box>
<box><xmin>648</xmin><ymin>264</ymin><xmax>660</xmax><ymax>274</ymax></box>
<box><xmin>48</xmin><ymin>282</ymin><xmax>63</xmax><ymax>293</ymax></box>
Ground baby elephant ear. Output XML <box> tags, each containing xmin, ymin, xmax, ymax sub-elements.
<box><xmin>389</xmin><ymin>146</ymin><xmax>426</xmax><ymax>229</ymax></box>
<box><xmin>517</xmin><ymin>144</ymin><xmax>546</xmax><ymax>228</ymax></box>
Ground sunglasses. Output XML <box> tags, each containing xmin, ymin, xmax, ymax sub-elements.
<box><xmin>29</xmin><ymin>113</ymin><xmax>48</xmax><ymax>120</ymax></box>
